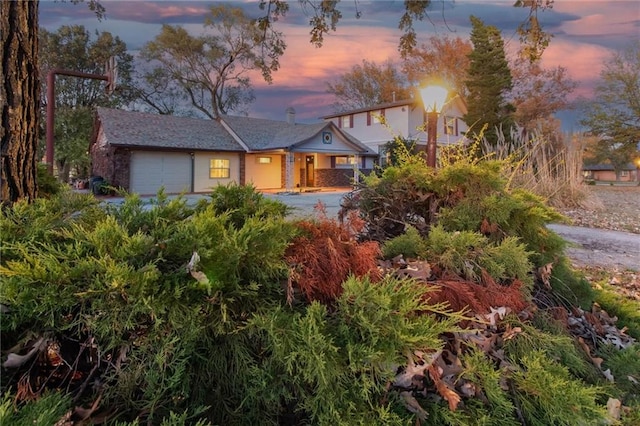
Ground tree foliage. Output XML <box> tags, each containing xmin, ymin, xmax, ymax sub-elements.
<box><xmin>137</xmin><ymin>5</ymin><xmax>285</xmax><ymax>119</ymax></box>
<box><xmin>464</xmin><ymin>16</ymin><xmax>515</xmax><ymax>151</ymax></box>
<box><xmin>402</xmin><ymin>35</ymin><xmax>472</xmax><ymax>100</ymax></box>
<box><xmin>260</xmin><ymin>0</ymin><xmax>552</xmax><ymax>60</ymax></box>
<box><xmin>580</xmin><ymin>40</ymin><xmax>640</xmax><ymax>172</ymax></box>
<box><xmin>514</xmin><ymin>0</ymin><xmax>554</xmax><ymax>62</ymax></box>
<box><xmin>326</xmin><ymin>59</ymin><xmax>410</xmax><ymax>111</ymax></box>
<box><xmin>510</xmin><ymin>57</ymin><xmax>576</xmax><ymax>134</ymax></box>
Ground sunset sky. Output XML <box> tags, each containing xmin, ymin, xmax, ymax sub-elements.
<box><xmin>39</xmin><ymin>0</ymin><xmax>640</xmax><ymax>129</ymax></box>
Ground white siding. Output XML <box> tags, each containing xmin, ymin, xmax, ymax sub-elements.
<box><xmin>332</xmin><ymin>101</ymin><xmax>468</xmax><ymax>155</ymax></box>
<box><xmin>129</xmin><ymin>151</ymin><xmax>191</xmax><ymax>195</ymax></box>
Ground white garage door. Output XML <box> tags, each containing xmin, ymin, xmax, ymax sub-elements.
<box><xmin>130</xmin><ymin>152</ymin><xmax>192</xmax><ymax>195</ymax></box>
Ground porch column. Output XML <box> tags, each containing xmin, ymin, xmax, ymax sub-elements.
<box><xmin>285</xmin><ymin>152</ymin><xmax>295</xmax><ymax>192</ymax></box>
<box><xmin>353</xmin><ymin>154</ymin><xmax>360</xmax><ymax>186</ymax></box>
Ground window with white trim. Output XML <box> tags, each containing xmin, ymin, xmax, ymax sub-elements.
<box><xmin>333</xmin><ymin>155</ymin><xmax>356</xmax><ymax>168</ymax></box>
<box><xmin>340</xmin><ymin>115</ymin><xmax>353</xmax><ymax>128</ymax></box>
<box><xmin>443</xmin><ymin>116</ymin><xmax>457</xmax><ymax>136</ymax></box>
<box><xmin>209</xmin><ymin>158</ymin><xmax>230</xmax><ymax>178</ymax></box>
<box><xmin>256</xmin><ymin>156</ymin><xmax>272</xmax><ymax>164</ymax></box>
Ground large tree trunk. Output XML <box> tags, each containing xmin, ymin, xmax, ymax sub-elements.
<box><xmin>1</xmin><ymin>0</ymin><xmax>39</xmax><ymax>204</ymax></box>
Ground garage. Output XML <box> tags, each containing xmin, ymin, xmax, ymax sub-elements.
<box><xmin>129</xmin><ymin>152</ymin><xmax>192</xmax><ymax>195</ymax></box>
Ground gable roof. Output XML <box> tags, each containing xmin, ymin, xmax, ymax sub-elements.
<box><xmin>220</xmin><ymin>115</ymin><xmax>371</xmax><ymax>153</ymax></box>
<box><xmin>96</xmin><ymin>107</ymin><xmax>244</xmax><ymax>151</ymax></box>
<box><xmin>95</xmin><ymin>107</ymin><xmax>372</xmax><ymax>155</ymax></box>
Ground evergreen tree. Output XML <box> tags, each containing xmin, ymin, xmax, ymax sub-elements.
<box><xmin>464</xmin><ymin>16</ymin><xmax>515</xmax><ymax>152</ymax></box>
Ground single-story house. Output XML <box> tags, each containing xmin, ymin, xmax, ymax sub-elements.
<box><xmin>582</xmin><ymin>163</ymin><xmax>639</xmax><ymax>182</ymax></box>
<box><xmin>90</xmin><ymin>107</ymin><xmax>376</xmax><ymax>195</ymax></box>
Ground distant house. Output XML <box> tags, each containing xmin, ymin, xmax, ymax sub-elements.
<box><xmin>321</xmin><ymin>95</ymin><xmax>469</xmax><ymax>164</ymax></box>
<box><xmin>582</xmin><ymin>163</ymin><xmax>639</xmax><ymax>182</ymax></box>
<box><xmin>90</xmin><ymin>107</ymin><xmax>375</xmax><ymax>195</ymax></box>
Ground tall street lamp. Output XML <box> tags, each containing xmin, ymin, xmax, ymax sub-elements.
<box><xmin>419</xmin><ymin>84</ymin><xmax>449</xmax><ymax>168</ymax></box>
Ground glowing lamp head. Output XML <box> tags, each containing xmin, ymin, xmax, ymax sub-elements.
<box><xmin>419</xmin><ymin>84</ymin><xmax>449</xmax><ymax>113</ymax></box>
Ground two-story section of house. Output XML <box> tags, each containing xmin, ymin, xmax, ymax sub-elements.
<box><xmin>321</xmin><ymin>95</ymin><xmax>469</xmax><ymax>165</ymax></box>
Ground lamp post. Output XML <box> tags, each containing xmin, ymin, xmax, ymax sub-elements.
<box><xmin>419</xmin><ymin>84</ymin><xmax>448</xmax><ymax>168</ymax></box>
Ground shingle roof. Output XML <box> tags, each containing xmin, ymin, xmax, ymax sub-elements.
<box><xmin>220</xmin><ymin>115</ymin><xmax>371</xmax><ymax>153</ymax></box>
<box><xmin>96</xmin><ymin>107</ymin><xmax>244</xmax><ymax>151</ymax></box>
<box><xmin>96</xmin><ymin>107</ymin><xmax>373</xmax><ymax>155</ymax></box>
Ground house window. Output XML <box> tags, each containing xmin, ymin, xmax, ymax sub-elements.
<box><xmin>621</xmin><ymin>170</ymin><xmax>629</xmax><ymax>177</ymax></box>
<box><xmin>256</xmin><ymin>156</ymin><xmax>272</xmax><ymax>164</ymax></box>
<box><xmin>443</xmin><ymin>116</ymin><xmax>458</xmax><ymax>136</ymax></box>
<box><xmin>367</xmin><ymin>109</ymin><xmax>385</xmax><ymax>125</ymax></box>
<box><xmin>333</xmin><ymin>155</ymin><xmax>356</xmax><ymax>168</ymax></box>
<box><xmin>209</xmin><ymin>158</ymin><xmax>230</xmax><ymax>178</ymax></box>
<box><xmin>340</xmin><ymin>115</ymin><xmax>353</xmax><ymax>128</ymax></box>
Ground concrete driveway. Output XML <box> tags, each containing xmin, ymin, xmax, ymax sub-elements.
<box><xmin>263</xmin><ymin>189</ymin><xmax>350</xmax><ymax>218</ymax></box>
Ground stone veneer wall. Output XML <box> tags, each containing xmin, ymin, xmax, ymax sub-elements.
<box><xmin>314</xmin><ymin>168</ymin><xmax>373</xmax><ymax>187</ymax></box>
<box><xmin>239</xmin><ymin>153</ymin><xmax>246</xmax><ymax>186</ymax></box>
<box><xmin>90</xmin><ymin>144</ymin><xmax>130</xmax><ymax>191</ymax></box>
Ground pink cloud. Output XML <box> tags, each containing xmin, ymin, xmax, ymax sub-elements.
<box><xmin>252</xmin><ymin>23</ymin><xmax>401</xmax><ymax>90</ymax></box>
<box><xmin>553</xmin><ymin>3</ymin><xmax>639</xmax><ymax>38</ymax></box>
<box><xmin>542</xmin><ymin>39</ymin><xmax>614</xmax><ymax>98</ymax></box>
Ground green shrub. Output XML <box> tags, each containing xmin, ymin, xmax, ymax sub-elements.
<box><xmin>460</xmin><ymin>350</ymin><xmax>520</xmax><ymax>425</ymax></box>
<box><xmin>598</xmin><ymin>344</ymin><xmax>640</xmax><ymax>404</ymax></box>
<box><xmin>426</xmin><ymin>225</ymin><xmax>533</xmax><ymax>288</ymax></box>
<box><xmin>547</xmin><ymin>259</ymin><xmax>595</xmax><ymax>310</ymax></box>
<box><xmin>594</xmin><ymin>287</ymin><xmax>640</xmax><ymax>339</ymax></box>
<box><xmin>36</xmin><ymin>163</ymin><xmax>63</xmax><ymax>198</ymax></box>
<box><xmin>0</xmin><ymin>391</ymin><xmax>71</xmax><ymax>426</ymax></box>
<box><xmin>351</xmin><ymin>156</ymin><xmax>567</xmax><ymax>269</ymax></box>
<box><xmin>208</xmin><ymin>182</ymin><xmax>289</xmax><ymax>228</ymax></box>
<box><xmin>0</xmin><ymin>188</ymin><xmax>296</xmax><ymax>423</ymax></box>
<box><xmin>502</xmin><ymin>315</ymin><xmax>597</xmax><ymax>380</ymax></box>
<box><xmin>246</xmin><ymin>275</ymin><xmax>463</xmax><ymax>425</ymax></box>
<box><xmin>381</xmin><ymin>225</ymin><xmax>427</xmax><ymax>259</ymax></box>
<box><xmin>512</xmin><ymin>351</ymin><xmax>607</xmax><ymax>425</ymax></box>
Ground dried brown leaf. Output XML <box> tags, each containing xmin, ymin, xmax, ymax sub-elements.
<box><xmin>428</xmin><ymin>364</ymin><xmax>461</xmax><ymax>411</ymax></box>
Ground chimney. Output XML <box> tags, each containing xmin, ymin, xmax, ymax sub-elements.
<box><xmin>285</xmin><ymin>107</ymin><xmax>296</xmax><ymax>124</ymax></box>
